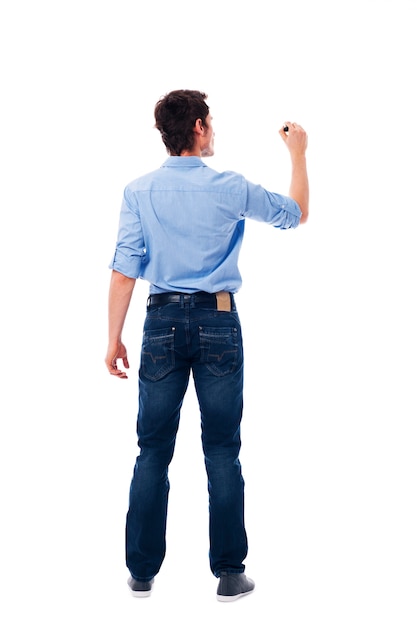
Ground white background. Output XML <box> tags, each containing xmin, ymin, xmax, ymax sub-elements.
<box><xmin>1</xmin><ymin>0</ymin><xmax>416</xmax><ymax>624</ymax></box>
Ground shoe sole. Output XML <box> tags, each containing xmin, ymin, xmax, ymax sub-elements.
<box><xmin>217</xmin><ymin>589</ymin><xmax>254</xmax><ymax>602</ymax></box>
<box><xmin>130</xmin><ymin>589</ymin><xmax>152</xmax><ymax>598</ymax></box>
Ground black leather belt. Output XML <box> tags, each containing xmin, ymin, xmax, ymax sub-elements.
<box><xmin>147</xmin><ymin>291</ymin><xmax>233</xmax><ymax>311</ymax></box>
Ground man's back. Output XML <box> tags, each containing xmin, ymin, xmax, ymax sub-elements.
<box><xmin>112</xmin><ymin>156</ymin><xmax>301</xmax><ymax>294</ymax></box>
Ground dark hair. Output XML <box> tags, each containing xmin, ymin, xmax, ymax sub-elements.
<box><xmin>154</xmin><ymin>90</ymin><xmax>210</xmax><ymax>155</ymax></box>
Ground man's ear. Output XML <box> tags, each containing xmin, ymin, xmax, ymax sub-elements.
<box><xmin>194</xmin><ymin>118</ymin><xmax>205</xmax><ymax>135</ymax></box>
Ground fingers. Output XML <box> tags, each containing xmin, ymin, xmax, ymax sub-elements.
<box><xmin>281</xmin><ymin>121</ymin><xmax>305</xmax><ymax>134</ymax></box>
<box><xmin>105</xmin><ymin>348</ymin><xmax>130</xmax><ymax>379</ymax></box>
<box><xmin>280</xmin><ymin>121</ymin><xmax>308</xmax><ymax>152</ymax></box>
<box><xmin>107</xmin><ymin>360</ymin><xmax>129</xmax><ymax>379</ymax></box>
<box><xmin>113</xmin><ymin>369</ymin><xmax>128</xmax><ymax>379</ymax></box>
<box><xmin>279</xmin><ymin>122</ymin><xmax>290</xmax><ymax>140</ymax></box>
<box><xmin>279</xmin><ymin>121</ymin><xmax>296</xmax><ymax>141</ymax></box>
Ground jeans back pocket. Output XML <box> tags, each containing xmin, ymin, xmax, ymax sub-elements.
<box><xmin>198</xmin><ymin>326</ymin><xmax>239</xmax><ymax>377</ymax></box>
<box><xmin>140</xmin><ymin>327</ymin><xmax>176</xmax><ymax>381</ymax></box>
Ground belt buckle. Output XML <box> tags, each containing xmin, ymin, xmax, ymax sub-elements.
<box><xmin>215</xmin><ymin>291</ymin><xmax>231</xmax><ymax>312</ymax></box>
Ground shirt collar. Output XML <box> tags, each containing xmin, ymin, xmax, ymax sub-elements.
<box><xmin>162</xmin><ymin>156</ymin><xmax>207</xmax><ymax>168</ymax></box>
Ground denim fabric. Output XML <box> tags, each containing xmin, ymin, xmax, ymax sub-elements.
<box><xmin>126</xmin><ymin>295</ymin><xmax>248</xmax><ymax>580</ymax></box>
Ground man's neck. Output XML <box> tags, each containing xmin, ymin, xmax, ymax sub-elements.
<box><xmin>179</xmin><ymin>149</ymin><xmax>201</xmax><ymax>157</ymax></box>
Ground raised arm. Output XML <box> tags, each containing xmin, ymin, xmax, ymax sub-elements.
<box><xmin>279</xmin><ymin>122</ymin><xmax>309</xmax><ymax>224</ymax></box>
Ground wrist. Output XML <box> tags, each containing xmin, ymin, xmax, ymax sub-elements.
<box><xmin>290</xmin><ymin>152</ymin><xmax>307</xmax><ymax>165</ymax></box>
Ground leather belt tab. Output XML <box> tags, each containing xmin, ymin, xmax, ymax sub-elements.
<box><xmin>215</xmin><ymin>291</ymin><xmax>232</xmax><ymax>312</ymax></box>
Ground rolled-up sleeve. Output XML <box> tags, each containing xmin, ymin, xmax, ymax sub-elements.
<box><xmin>243</xmin><ymin>180</ymin><xmax>301</xmax><ymax>229</ymax></box>
<box><xmin>109</xmin><ymin>187</ymin><xmax>147</xmax><ymax>278</ymax></box>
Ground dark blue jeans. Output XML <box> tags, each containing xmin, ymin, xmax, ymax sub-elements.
<box><xmin>126</xmin><ymin>295</ymin><xmax>248</xmax><ymax>581</ymax></box>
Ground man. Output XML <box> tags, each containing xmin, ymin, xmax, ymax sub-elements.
<box><xmin>105</xmin><ymin>90</ymin><xmax>309</xmax><ymax>601</ymax></box>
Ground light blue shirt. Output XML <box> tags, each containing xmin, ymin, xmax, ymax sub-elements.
<box><xmin>109</xmin><ymin>156</ymin><xmax>301</xmax><ymax>294</ymax></box>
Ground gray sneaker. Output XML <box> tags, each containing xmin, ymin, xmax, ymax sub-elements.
<box><xmin>216</xmin><ymin>572</ymin><xmax>255</xmax><ymax>602</ymax></box>
<box><xmin>127</xmin><ymin>576</ymin><xmax>154</xmax><ymax>597</ymax></box>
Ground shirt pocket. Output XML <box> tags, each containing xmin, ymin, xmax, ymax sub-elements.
<box><xmin>198</xmin><ymin>326</ymin><xmax>239</xmax><ymax>377</ymax></box>
<box><xmin>140</xmin><ymin>327</ymin><xmax>176</xmax><ymax>381</ymax></box>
